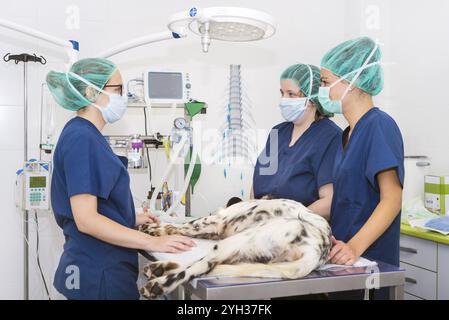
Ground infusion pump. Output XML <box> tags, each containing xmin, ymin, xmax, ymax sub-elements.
<box><xmin>16</xmin><ymin>161</ymin><xmax>51</xmax><ymax>211</ymax></box>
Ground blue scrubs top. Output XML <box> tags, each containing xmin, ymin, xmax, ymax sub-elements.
<box><xmin>51</xmin><ymin>117</ymin><xmax>139</xmax><ymax>300</ymax></box>
<box><xmin>253</xmin><ymin>118</ymin><xmax>342</xmax><ymax>205</ymax></box>
<box><xmin>331</xmin><ymin>107</ymin><xmax>404</xmax><ymax>266</ymax></box>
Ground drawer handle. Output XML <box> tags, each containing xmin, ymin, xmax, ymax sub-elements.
<box><xmin>400</xmin><ymin>246</ymin><xmax>418</xmax><ymax>254</ymax></box>
<box><xmin>416</xmin><ymin>161</ymin><xmax>431</xmax><ymax>167</ymax></box>
<box><xmin>405</xmin><ymin>277</ymin><xmax>417</xmax><ymax>285</ymax></box>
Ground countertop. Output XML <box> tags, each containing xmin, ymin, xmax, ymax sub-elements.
<box><xmin>401</xmin><ymin>223</ymin><xmax>449</xmax><ymax>245</ymax></box>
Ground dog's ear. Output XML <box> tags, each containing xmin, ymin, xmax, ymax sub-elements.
<box><xmin>226</xmin><ymin>197</ymin><xmax>243</xmax><ymax>208</ymax></box>
<box><xmin>261</xmin><ymin>194</ymin><xmax>275</xmax><ymax>200</ymax></box>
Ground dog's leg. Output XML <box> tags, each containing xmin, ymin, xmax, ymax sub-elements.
<box><xmin>140</xmin><ymin>218</ymin><xmax>319</xmax><ymax>299</ymax></box>
<box><xmin>139</xmin><ymin>214</ymin><xmax>226</xmax><ymax>240</ymax></box>
<box><xmin>139</xmin><ymin>200</ymin><xmax>266</xmax><ymax>239</ymax></box>
<box><xmin>175</xmin><ymin>200</ymin><xmax>292</xmax><ymax>239</ymax></box>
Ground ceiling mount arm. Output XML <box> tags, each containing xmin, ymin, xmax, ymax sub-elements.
<box><xmin>0</xmin><ymin>18</ymin><xmax>73</xmax><ymax>49</ymax></box>
<box><xmin>96</xmin><ymin>30</ymin><xmax>187</xmax><ymax>59</ymax></box>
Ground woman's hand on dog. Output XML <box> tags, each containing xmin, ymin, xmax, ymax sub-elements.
<box><xmin>136</xmin><ymin>211</ymin><xmax>160</xmax><ymax>226</ymax></box>
<box><xmin>146</xmin><ymin>235</ymin><xmax>196</xmax><ymax>253</ymax></box>
<box><xmin>328</xmin><ymin>236</ymin><xmax>359</xmax><ymax>265</ymax></box>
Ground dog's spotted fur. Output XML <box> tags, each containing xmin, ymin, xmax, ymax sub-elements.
<box><xmin>139</xmin><ymin>198</ymin><xmax>332</xmax><ymax>299</ymax></box>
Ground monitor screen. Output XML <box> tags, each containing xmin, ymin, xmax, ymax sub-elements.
<box><xmin>30</xmin><ymin>176</ymin><xmax>46</xmax><ymax>188</ymax></box>
<box><xmin>148</xmin><ymin>72</ymin><xmax>183</xmax><ymax>99</ymax></box>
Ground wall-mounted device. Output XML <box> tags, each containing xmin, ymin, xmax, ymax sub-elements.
<box><xmin>143</xmin><ymin>69</ymin><xmax>191</xmax><ymax>105</ymax></box>
<box><xmin>106</xmin><ymin>133</ymin><xmax>165</xmax><ymax>170</ymax></box>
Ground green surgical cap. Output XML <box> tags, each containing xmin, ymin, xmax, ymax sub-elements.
<box><xmin>280</xmin><ymin>64</ymin><xmax>332</xmax><ymax>117</ymax></box>
<box><xmin>320</xmin><ymin>36</ymin><xmax>383</xmax><ymax>96</ymax></box>
<box><xmin>46</xmin><ymin>58</ymin><xmax>117</xmax><ymax>111</ymax></box>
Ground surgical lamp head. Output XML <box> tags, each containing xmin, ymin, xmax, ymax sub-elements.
<box><xmin>168</xmin><ymin>7</ymin><xmax>277</xmax><ymax>53</ymax></box>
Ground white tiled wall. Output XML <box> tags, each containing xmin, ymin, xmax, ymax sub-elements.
<box><xmin>1</xmin><ymin>0</ymin><xmax>448</xmax><ymax>299</ymax></box>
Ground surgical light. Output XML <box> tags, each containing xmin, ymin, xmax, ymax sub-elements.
<box><xmin>168</xmin><ymin>7</ymin><xmax>277</xmax><ymax>53</ymax></box>
<box><xmin>0</xmin><ymin>7</ymin><xmax>276</xmax><ymax>60</ymax></box>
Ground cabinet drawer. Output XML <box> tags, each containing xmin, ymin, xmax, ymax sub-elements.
<box><xmin>437</xmin><ymin>244</ymin><xmax>449</xmax><ymax>300</ymax></box>
<box><xmin>400</xmin><ymin>262</ymin><xmax>437</xmax><ymax>300</ymax></box>
<box><xmin>400</xmin><ymin>234</ymin><xmax>437</xmax><ymax>271</ymax></box>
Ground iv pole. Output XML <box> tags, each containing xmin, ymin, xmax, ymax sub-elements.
<box><xmin>0</xmin><ymin>18</ymin><xmax>79</xmax><ymax>300</ymax></box>
<box><xmin>3</xmin><ymin>53</ymin><xmax>47</xmax><ymax>300</ymax></box>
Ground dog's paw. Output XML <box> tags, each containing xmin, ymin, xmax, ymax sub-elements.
<box><xmin>139</xmin><ymin>223</ymin><xmax>162</xmax><ymax>236</ymax></box>
<box><xmin>138</xmin><ymin>222</ymin><xmax>157</xmax><ymax>233</ymax></box>
<box><xmin>143</xmin><ymin>261</ymin><xmax>180</xmax><ymax>279</ymax></box>
<box><xmin>140</xmin><ymin>279</ymin><xmax>165</xmax><ymax>299</ymax></box>
<box><xmin>140</xmin><ymin>269</ymin><xmax>189</xmax><ymax>299</ymax></box>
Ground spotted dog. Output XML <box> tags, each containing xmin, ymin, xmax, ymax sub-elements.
<box><xmin>139</xmin><ymin>198</ymin><xmax>332</xmax><ymax>299</ymax></box>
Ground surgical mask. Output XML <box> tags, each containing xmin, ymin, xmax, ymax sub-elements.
<box><xmin>279</xmin><ymin>65</ymin><xmax>314</xmax><ymax>123</ymax></box>
<box><xmin>279</xmin><ymin>97</ymin><xmax>308</xmax><ymax>123</ymax></box>
<box><xmin>318</xmin><ymin>42</ymin><xmax>380</xmax><ymax>114</ymax></box>
<box><xmin>93</xmin><ymin>93</ymin><xmax>128</xmax><ymax>124</ymax></box>
<box><xmin>67</xmin><ymin>72</ymin><xmax>128</xmax><ymax>124</ymax></box>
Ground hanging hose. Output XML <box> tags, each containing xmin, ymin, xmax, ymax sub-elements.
<box><xmin>149</xmin><ymin>129</ymin><xmax>198</xmax><ymax>222</ymax></box>
<box><xmin>165</xmin><ymin>138</ymin><xmax>198</xmax><ymax>217</ymax></box>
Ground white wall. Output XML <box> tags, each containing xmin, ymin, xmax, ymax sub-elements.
<box><xmin>1</xmin><ymin>0</ymin><xmax>447</xmax><ymax>299</ymax></box>
<box><xmin>342</xmin><ymin>0</ymin><xmax>449</xmax><ymax>202</ymax></box>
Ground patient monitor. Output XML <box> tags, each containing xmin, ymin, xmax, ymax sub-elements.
<box><xmin>143</xmin><ymin>69</ymin><xmax>192</xmax><ymax>105</ymax></box>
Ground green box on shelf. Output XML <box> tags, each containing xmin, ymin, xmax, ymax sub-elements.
<box><xmin>425</xmin><ymin>175</ymin><xmax>449</xmax><ymax>215</ymax></box>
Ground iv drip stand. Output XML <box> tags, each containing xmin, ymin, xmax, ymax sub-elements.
<box><xmin>3</xmin><ymin>53</ymin><xmax>46</xmax><ymax>300</ymax></box>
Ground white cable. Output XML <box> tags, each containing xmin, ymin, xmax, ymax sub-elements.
<box><xmin>146</xmin><ymin>155</ymin><xmax>153</xmax><ymax>189</ymax></box>
<box><xmin>170</xmin><ymin>102</ymin><xmax>177</xmax><ymax>121</ymax></box>
<box><xmin>144</xmin><ymin>101</ymin><xmax>157</xmax><ymax>137</ymax></box>
<box><xmin>17</xmin><ymin>212</ymin><xmax>52</xmax><ymax>300</ymax></box>
<box><xmin>149</xmin><ymin>125</ymin><xmax>199</xmax><ymax>222</ymax></box>
<box><xmin>165</xmin><ymin>134</ymin><xmax>198</xmax><ymax>217</ymax></box>
<box><xmin>149</xmin><ymin>133</ymin><xmax>189</xmax><ymax>214</ymax></box>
